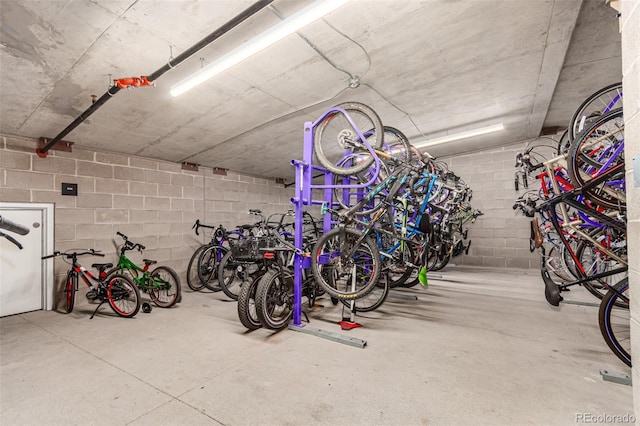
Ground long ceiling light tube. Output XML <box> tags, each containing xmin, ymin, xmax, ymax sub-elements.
<box><xmin>170</xmin><ymin>0</ymin><xmax>350</xmax><ymax>97</ymax></box>
<box><xmin>412</xmin><ymin>123</ymin><xmax>505</xmax><ymax>149</ymax></box>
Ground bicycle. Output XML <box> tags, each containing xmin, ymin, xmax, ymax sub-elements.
<box><xmin>187</xmin><ymin>221</ymin><xmax>246</xmax><ymax>292</ymax></box>
<box><xmin>42</xmin><ymin>249</ymin><xmax>140</xmax><ymax>318</ymax></box>
<box><xmin>107</xmin><ymin>232</ymin><xmax>181</xmax><ymax>308</ymax></box>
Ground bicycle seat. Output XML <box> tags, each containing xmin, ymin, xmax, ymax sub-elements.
<box><xmin>238</xmin><ymin>224</ymin><xmax>255</xmax><ymax>230</ymax></box>
<box><xmin>143</xmin><ymin>259</ymin><xmax>157</xmax><ymax>265</ymax></box>
<box><xmin>91</xmin><ymin>263</ymin><xmax>113</xmax><ymax>273</ymax></box>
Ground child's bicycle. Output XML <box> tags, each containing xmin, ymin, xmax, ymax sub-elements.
<box><xmin>107</xmin><ymin>232</ymin><xmax>181</xmax><ymax>309</ymax></box>
<box><xmin>42</xmin><ymin>249</ymin><xmax>140</xmax><ymax>318</ymax></box>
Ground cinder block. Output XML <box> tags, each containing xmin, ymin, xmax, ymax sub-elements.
<box><xmin>76</xmin><ymin>224</ymin><xmax>114</xmax><ymax>239</ymax></box>
<box><xmin>113</xmin><ymin>224</ymin><xmax>146</xmax><ymax>239</ymax></box>
<box><xmin>171</xmin><ymin>198</ymin><xmax>193</xmax><ymax>211</ymax></box>
<box><xmin>96</xmin><ymin>179</ymin><xmax>128</xmax><ymax>194</ymax></box>
<box><xmin>169</xmin><ymin>222</ymin><xmax>190</xmax><ymax>235</ymax></box>
<box><xmin>6</xmin><ymin>170</ymin><xmax>53</xmax><ymax>190</ymax></box>
<box><xmin>130</xmin><ymin>209</ymin><xmax>157</xmax><ymax>223</ymax></box>
<box><xmin>114</xmin><ymin>166</ymin><xmax>145</xmax><ymax>182</ymax></box>
<box><xmin>130</xmin><ymin>158</ymin><xmax>158</xmax><ymax>170</ymax></box>
<box><xmin>145</xmin><ymin>223</ymin><xmax>169</xmax><ymax>236</ymax></box>
<box><xmin>158</xmin><ymin>162</ymin><xmax>182</xmax><ymax>173</ymax></box>
<box><xmin>193</xmin><ymin>199</ymin><xmax>204</xmax><ymax>212</ymax></box>
<box><xmin>0</xmin><ymin>188</ymin><xmax>30</xmax><ymax>202</ymax></box>
<box><xmin>113</xmin><ymin>195</ymin><xmax>144</xmax><ymax>210</ymax></box>
<box><xmin>95</xmin><ymin>152</ymin><xmax>129</xmax><ymax>165</ymax></box>
<box><xmin>158</xmin><ymin>210</ymin><xmax>182</xmax><ymax>223</ymax></box>
<box><xmin>54</xmin><ymin>224</ymin><xmax>76</xmax><ymax>241</ymax></box>
<box><xmin>171</xmin><ymin>174</ymin><xmax>194</xmax><ymax>187</ymax></box>
<box><xmin>159</xmin><ymin>184</ymin><xmax>183</xmax><ymax>198</ymax></box>
<box><xmin>32</xmin><ymin>190</ymin><xmax>76</xmax><ymax>207</ymax></box>
<box><xmin>76</xmin><ymin>193</ymin><xmax>113</xmax><ymax>208</ymax></box>
<box><xmin>32</xmin><ymin>156</ymin><xmax>76</xmax><ymax>175</ymax></box>
<box><xmin>95</xmin><ymin>209</ymin><xmax>129</xmax><ymax>224</ymax></box>
<box><xmin>77</xmin><ymin>161</ymin><xmax>113</xmax><ymax>178</ymax></box>
<box><xmin>144</xmin><ymin>197</ymin><xmax>170</xmax><ymax>210</ymax></box>
<box><xmin>183</xmin><ymin>211</ymin><xmax>200</xmax><ymax>226</ymax></box>
<box><xmin>130</xmin><ymin>182</ymin><xmax>158</xmax><ymax>196</ymax></box>
<box><xmin>145</xmin><ymin>169</ymin><xmax>171</xmax><ymax>184</ymax></box>
<box><xmin>55</xmin><ymin>208</ymin><xmax>94</xmax><ymax>224</ymax></box>
<box><xmin>483</xmin><ymin>256</ymin><xmax>506</xmax><ymax>268</ymax></box>
<box><xmin>0</xmin><ymin>150</ymin><xmax>31</xmax><ymax>170</ymax></box>
<box><xmin>158</xmin><ymin>236</ymin><xmax>182</xmax><ymax>249</ymax></box>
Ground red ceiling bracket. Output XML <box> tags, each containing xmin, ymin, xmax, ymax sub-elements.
<box><xmin>212</xmin><ymin>167</ymin><xmax>227</xmax><ymax>176</ymax></box>
<box><xmin>37</xmin><ymin>137</ymin><xmax>73</xmax><ymax>158</ymax></box>
<box><xmin>181</xmin><ymin>162</ymin><xmax>199</xmax><ymax>171</ymax></box>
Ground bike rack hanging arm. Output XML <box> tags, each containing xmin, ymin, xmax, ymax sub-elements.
<box><xmin>36</xmin><ymin>0</ymin><xmax>274</xmax><ymax>158</ymax></box>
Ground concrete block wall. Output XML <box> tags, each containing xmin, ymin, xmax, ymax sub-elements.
<box><xmin>437</xmin><ymin>140</ymin><xmax>544</xmax><ymax>269</ymax></box>
<box><xmin>620</xmin><ymin>0</ymin><xmax>639</xmax><ymax>413</ymax></box>
<box><xmin>0</xmin><ymin>135</ymin><xmax>293</xmax><ymax>309</ymax></box>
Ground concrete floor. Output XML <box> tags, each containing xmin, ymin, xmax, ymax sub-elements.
<box><xmin>0</xmin><ymin>266</ymin><xmax>634</xmax><ymax>426</ymax></box>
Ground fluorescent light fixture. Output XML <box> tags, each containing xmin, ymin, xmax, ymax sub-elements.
<box><xmin>170</xmin><ymin>0</ymin><xmax>351</xmax><ymax>97</ymax></box>
<box><xmin>413</xmin><ymin>123</ymin><xmax>505</xmax><ymax>149</ymax></box>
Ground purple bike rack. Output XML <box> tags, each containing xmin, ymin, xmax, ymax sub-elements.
<box><xmin>288</xmin><ymin>107</ymin><xmax>382</xmax><ymax>342</ymax></box>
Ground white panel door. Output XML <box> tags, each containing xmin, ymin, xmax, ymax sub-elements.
<box><xmin>0</xmin><ymin>209</ymin><xmax>43</xmax><ymax>317</ymax></box>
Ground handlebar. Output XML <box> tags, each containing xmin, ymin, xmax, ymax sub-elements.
<box><xmin>0</xmin><ymin>215</ymin><xmax>30</xmax><ymax>235</ymax></box>
<box><xmin>42</xmin><ymin>249</ymin><xmax>104</xmax><ymax>260</ymax></box>
<box><xmin>115</xmin><ymin>232</ymin><xmax>145</xmax><ymax>252</ymax></box>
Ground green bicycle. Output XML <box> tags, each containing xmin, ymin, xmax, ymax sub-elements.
<box><xmin>106</xmin><ymin>232</ymin><xmax>181</xmax><ymax>308</ymax></box>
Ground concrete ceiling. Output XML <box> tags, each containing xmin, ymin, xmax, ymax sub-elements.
<box><xmin>0</xmin><ymin>0</ymin><xmax>622</xmax><ymax>182</ymax></box>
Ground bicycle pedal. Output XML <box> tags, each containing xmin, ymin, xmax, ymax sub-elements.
<box><xmin>86</xmin><ymin>289</ymin><xmax>99</xmax><ymax>300</ymax></box>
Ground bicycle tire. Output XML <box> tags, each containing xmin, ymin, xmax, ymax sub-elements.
<box><xmin>217</xmin><ymin>251</ymin><xmax>258</xmax><ymax>301</ymax></box>
<box><xmin>254</xmin><ymin>269</ymin><xmax>294</xmax><ymax>330</ymax></box>
<box><xmin>575</xmin><ymin>228</ymin><xmax>627</xmax><ymax>306</ymax></box>
<box><xmin>149</xmin><ymin>266</ymin><xmax>181</xmax><ymax>308</ymax></box>
<box><xmin>106</xmin><ymin>274</ymin><xmax>140</xmax><ymax>318</ymax></box>
<box><xmin>340</xmin><ymin>273</ymin><xmax>389</xmax><ymax>312</ymax></box>
<box><xmin>332</xmin><ymin>154</ymin><xmax>390</xmax><ymax>216</ymax></box>
<box><xmin>198</xmin><ymin>245</ymin><xmax>226</xmax><ymax>292</ymax></box>
<box><xmin>598</xmin><ymin>278</ymin><xmax>631</xmax><ymax>367</ymax></box>
<box><xmin>385</xmin><ymin>238</ymin><xmax>416</xmax><ymax>288</ymax></box>
<box><xmin>313</xmin><ymin>102</ymin><xmax>383</xmax><ymax>176</ymax></box>
<box><xmin>567</xmin><ymin>108</ymin><xmax>625</xmax><ymax>211</ymax></box>
<box><xmin>311</xmin><ymin>226</ymin><xmax>381</xmax><ymax>300</ymax></box>
<box><xmin>237</xmin><ymin>273</ymin><xmax>264</xmax><ymax>331</ymax></box>
<box><xmin>64</xmin><ymin>271</ymin><xmax>76</xmax><ymax>313</ymax></box>
<box><xmin>187</xmin><ymin>245</ymin><xmax>207</xmax><ymax>291</ymax></box>
<box><xmin>568</xmin><ymin>82</ymin><xmax>622</xmax><ymax>142</ymax></box>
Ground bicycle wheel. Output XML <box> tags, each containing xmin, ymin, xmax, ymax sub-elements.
<box><xmin>332</xmin><ymin>155</ymin><xmax>390</xmax><ymax>216</ymax></box>
<box><xmin>187</xmin><ymin>245</ymin><xmax>207</xmax><ymax>291</ymax></box>
<box><xmin>383</xmin><ymin>237</ymin><xmax>416</xmax><ymax>288</ymax></box>
<box><xmin>380</xmin><ymin>126</ymin><xmax>412</xmax><ymax>165</ymax></box>
<box><xmin>576</xmin><ymin>228</ymin><xmax>627</xmax><ymax>304</ymax></box>
<box><xmin>311</xmin><ymin>226</ymin><xmax>381</xmax><ymax>299</ymax></box>
<box><xmin>106</xmin><ymin>274</ymin><xmax>140</xmax><ymax>318</ymax></box>
<box><xmin>313</xmin><ymin>102</ymin><xmax>383</xmax><ymax>176</ymax></box>
<box><xmin>254</xmin><ymin>269</ymin><xmax>294</xmax><ymax>330</ymax></box>
<box><xmin>217</xmin><ymin>252</ymin><xmax>258</xmax><ymax>301</ymax></box>
<box><xmin>198</xmin><ymin>245</ymin><xmax>226</xmax><ymax>291</ymax></box>
<box><xmin>567</xmin><ymin>108</ymin><xmax>625</xmax><ymax>211</ymax></box>
<box><xmin>568</xmin><ymin>82</ymin><xmax>622</xmax><ymax>142</ymax></box>
<box><xmin>598</xmin><ymin>278</ymin><xmax>631</xmax><ymax>367</ymax></box>
<box><xmin>237</xmin><ymin>272</ymin><xmax>265</xmax><ymax>330</ymax></box>
<box><xmin>148</xmin><ymin>266</ymin><xmax>181</xmax><ymax>308</ymax></box>
<box><xmin>340</xmin><ymin>273</ymin><xmax>389</xmax><ymax>312</ymax></box>
<box><xmin>64</xmin><ymin>271</ymin><xmax>76</xmax><ymax>313</ymax></box>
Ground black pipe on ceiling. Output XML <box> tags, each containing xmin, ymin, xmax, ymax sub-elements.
<box><xmin>37</xmin><ymin>0</ymin><xmax>274</xmax><ymax>157</ymax></box>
